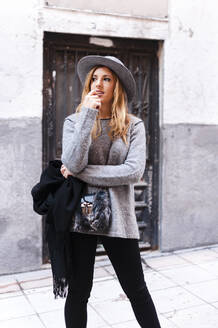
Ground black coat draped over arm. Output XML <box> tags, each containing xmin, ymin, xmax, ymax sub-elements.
<box><xmin>31</xmin><ymin>160</ymin><xmax>85</xmax><ymax>298</ymax></box>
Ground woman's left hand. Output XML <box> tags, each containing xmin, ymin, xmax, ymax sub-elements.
<box><xmin>60</xmin><ymin>164</ymin><xmax>73</xmax><ymax>178</ymax></box>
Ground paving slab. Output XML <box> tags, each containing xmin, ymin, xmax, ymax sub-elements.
<box><xmin>90</xmin><ymin>278</ymin><xmax>126</xmax><ymax>304</ymax></box>
<box><xmin>39</xmin><ymin>309</ymin><xmax>65</xmax><ymax>328</ymax></box>
<box><xmin>184</xmin><ymin>279</ymin><xmax>218</xmax><ymax>303</ymax></box>
<box><xmin>210</xmin><ymin>246</ymin><xmax>218</xmax><ymax>253</ymax></box>
<box><xmin>24</xmin><ymin>286</ymin><xmax>65</xmax><ymax>313</ymax></box>
<box><xmin>144</xmin><ymin>254</ymin><xmax>189</xmax><ymax>270</ymax></box>
<box><xmin>14</xmin><ymin>269</ymin><xmax>52</xmax><ymax>282</ymax></box>
<box><xmin>0</xmin><ymin>275</ymin><xmax>17</xmax><ymax>284</ymax></box>
<box><xmin>151</xmin><ymin>286</ymin><xmax>204</xmax><ymax>314</ymax></box>
<box><xmin>0</xmin><ymin>295</ymin><xmax>35</xmax><ymax>321</ymax></box>
<box><xmin>177</xmin><ymin>248</ymin><xmax>218</xmax><ymax>264</ymax></box>
<box><xmin>20</xmin><ymin>277</ymin><xmax>53</xmax><ymax>290</ymax></box>
<box><xmin>111</xmin><ymin>316</ymin><xmax>177</xmax><ymax>328</ymax></box>
<box><xmin>0</xmin><ymin>282</ymin><xmax>21</xmax><ymax>294</ymax></box>
<box><xmin>0</xmin><ymin>275</ymin><xmax>21</xmax><ymax>294</ymax></box>
<box><xmin>0</xmin><ymin>315</ymin><xmax>45</xmax><ymax>328</ymax></box>
<box><xmin>39</xmin><ymin>306</ymin><xmax>110</xmax><ymax>328</ymax></box>
<box><xmin>104</xmin><ymin>264</ymin><xmax>116</xmax><ymax>276</ymax></box>
<box><xmin>0</xmin><ymin>290</ymin><xmax>23</xmax><ymax>300</ymax></box>
<box><xmin>198</xmin><ymin>260</ymin><xmax>218</xmax><ymax>277</ymax></box>
<box><xmin>159</xmin><ymin>264</ymin><xmax>216</xmax><ymax>286</ymax></box>
<box><xmin>158</xmin><ymin>314</ymin><xmax>179</xmax><ymax>328</ymax></box>
<box><xmin>165</xmin><ymin>304</ymin><xmax>218</xmax><ymax>328</ymax></box>
<box><xmin>111</xmin><ymin>320</ymin><xmax>140</xmax><ymax>327</ymax></box>
<box><xmin>92</xmin><ymin>298</ymin><xmax>135</xmax><ymax>325</ymax></box>
<box><xmin>93</xmin><ymin>267</ymin><xmax>111</xmax><ymax>280</ymax></box>
<box><xmin>213</xmin><ymin>301</ymin><xmax>218</xmax><ymax>308</ymax></box>
<box><xmin>87</xmin><ymin>305</ymin><xmax>110</xmax><ymax>328</ymax></box>
<box><xmin>143</xmin><ymin>270</ymin><xmax>176</xmax><ymax>291</ymax></box>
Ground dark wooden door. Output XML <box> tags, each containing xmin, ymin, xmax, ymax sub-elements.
<box><xmin>43</xmin><ymin>32</ymin><xmax>159</xmax><ymax>261</ymax></box>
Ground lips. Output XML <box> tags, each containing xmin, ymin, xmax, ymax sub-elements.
<box><xmin>96</xmin><ymin>90</ymin><xmax>104</xmax><ymax>95</ymax></box>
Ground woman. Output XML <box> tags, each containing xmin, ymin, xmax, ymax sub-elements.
<box><xmin>61</xmin><ymin>55</ymin><xmax>161</xmax><ymax>328</ymax></box>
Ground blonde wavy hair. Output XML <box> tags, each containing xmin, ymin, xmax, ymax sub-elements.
<box><xmin>75</xmin><ymin>66</ymin><xmax>131</xmax><ymax>144</ymax></box>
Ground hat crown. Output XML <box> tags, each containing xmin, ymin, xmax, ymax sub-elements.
<box><xmin>104</xmin><ymin>56</ymin><xmax>124</xmax><ymax>67</ymax></box>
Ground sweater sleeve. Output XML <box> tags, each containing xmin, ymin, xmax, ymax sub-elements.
<box><xmin>73</xmin><ymin>121</ymin><xmax>146</xmax><ymax>187</ymax></box>
<box><xmin>61</xmin><ymin>106</ymin><xmax>98</xmax><ymax>174</ymax></box>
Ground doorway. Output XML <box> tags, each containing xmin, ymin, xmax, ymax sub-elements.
<box><xmin>43</xmin><ymin>32</ymin><xmax>160</xmax><ymax>262</ymax></box>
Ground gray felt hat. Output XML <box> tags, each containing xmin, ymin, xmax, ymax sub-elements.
<box><xmin>77</xmin><ymin>55</ymin><xmax>136</xmax><ymax>103</ymax></box>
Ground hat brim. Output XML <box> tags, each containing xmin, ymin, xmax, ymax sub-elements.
<box><xmin>77</xmin><ymin>55</ymin><xmax>136</xmax><ymax>103</ymax></box>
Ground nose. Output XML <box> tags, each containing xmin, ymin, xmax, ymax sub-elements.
<box><xmin>96</xmin><ymin>78</ymin><xmax>102</xmax><ymax>87</ymax></box>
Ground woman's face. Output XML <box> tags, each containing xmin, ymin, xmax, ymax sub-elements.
<box><xmin>90</xmin><ymin>66</ymin><xmax>116</xmax><ymax>105</ymax></box>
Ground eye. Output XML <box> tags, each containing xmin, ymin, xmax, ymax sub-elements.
<box><xmin>92</xmin><ymin>77</ymin><xmax>97</xmax><ymax>82</ymax></box>
<box><xmin>104</xmin><ymin>77</ymin><xmax>111</xmax><ymax>82</ymax></box>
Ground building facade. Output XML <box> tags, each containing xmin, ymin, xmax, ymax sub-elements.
<box><xmin>0</xmin><ymin>0</ymin><xmax>217</xmax><ymax>274</ymax></box>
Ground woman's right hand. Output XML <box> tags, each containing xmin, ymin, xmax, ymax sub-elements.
<box><xmin>60</xmin><ymin>164</ymin><xmax>73</xmax><ymax>179</ymax></box>
<box><xmin>82</xmin><ymin>90</ymin><xmax>101</xmax><ymax>110</ymax></box>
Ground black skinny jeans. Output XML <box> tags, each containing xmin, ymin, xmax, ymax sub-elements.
<box><xmin>65</xmin><ymin>232</ymin><xmax>161</xmax><ymax>328</ymax></box>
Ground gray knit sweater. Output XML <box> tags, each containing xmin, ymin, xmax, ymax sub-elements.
<box><xmin>61</xmin><ymin>106</ymin><xmax>146</xmax><ymax>239</ymax></box>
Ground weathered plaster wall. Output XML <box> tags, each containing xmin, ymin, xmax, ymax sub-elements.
<box><xmin>0</xmin><ymin>1</ymin><xmax>43</xmax><ymax>119</ymax></box>
<box><xmin>40</xmin><ymin>5</ymin><xmax>168</xmax><ymax>40</ymax></box>
<box><xmin>0</xmin><ymin>118</ymin><xmax>42</xmax><ymax>274</ymax></box>
<box><xmin>163</xmin><ymin>0</ymin><xmax>218</xmax><ymax>125</ymax></box>
<box><xmin>159</xmin><ymin>0</ymin><xmax>218</xmax><ymax>250</ymax></box>
<box><xmin>0</xmin><ymin>1</ymin><xmax>43</xmax><ymax>273</ymax></box>
<box><xmin>45</xmin><ymin>0</ymin><xmax>168</xmax><ymax>18</ymax></box>
<box><xmin>160</xmin><ymin>124</ymin><xmax>218</xmax><ymax>251</ymax></box>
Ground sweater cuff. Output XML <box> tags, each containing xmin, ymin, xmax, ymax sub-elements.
<box><xmin>81</xmin><ymin>106</ymin><xmax>99</xmax><ymax>120</ymax></box>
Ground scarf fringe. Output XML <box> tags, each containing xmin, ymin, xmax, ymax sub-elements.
<box><xmin>53</xmin><ymin>276</ymin><xmax>68</xmax><ymax>299</ymax></box>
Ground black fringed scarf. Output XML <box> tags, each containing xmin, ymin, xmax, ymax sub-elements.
<box><xmin>31</xmin><ymin>160</ymin><xmax>85</xmax><ymax>298</ymax></box>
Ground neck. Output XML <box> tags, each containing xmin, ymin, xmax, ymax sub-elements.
<box><xmin>98</xmin><ymin>102</ymin><xmax>112</xmax><ymax>119</ymax></box>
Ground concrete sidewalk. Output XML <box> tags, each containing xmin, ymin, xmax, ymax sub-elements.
<box><xmin>1</xmin><ymin>245</ymin><xmax>218</xmax><ymax>328</ymax></box>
